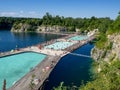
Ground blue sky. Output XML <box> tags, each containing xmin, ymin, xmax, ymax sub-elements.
<box><xmin>0</xmin><ymin>0</ymin><xmax>120</xmax><ymax>19</ymax></box>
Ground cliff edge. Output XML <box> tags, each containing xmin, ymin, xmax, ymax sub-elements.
<box><xmin>91</xmin><ymin>33</ymin><xmax>120</xmax><ymax>62</ymax></box>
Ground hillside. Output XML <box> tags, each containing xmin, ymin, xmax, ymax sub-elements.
<box><xmin>79</xmin><ymin>12</ymin><xmax>120</xmax><ymax>90</ymax></box>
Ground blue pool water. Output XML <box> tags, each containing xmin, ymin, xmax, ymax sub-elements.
<box><xmin>69</xmin><ymin>35</ymin><xmax>88</xmax><ymax>41</ymax></box>
<box><xmin>0</xmin><ymin>52</ymin><xmax>46</xmax><ymax>89</ymax></box>
<box><xmin>44</xmin><ymin>41</ymin><xmax>74</xmax><ymax>50</ymax></box>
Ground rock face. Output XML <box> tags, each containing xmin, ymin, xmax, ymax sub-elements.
<box><xmin>109</xmin><ymin>34</ymin><xmax>120</xmax><ymax>59</ymax></box>
<box><xmin>11</xmin><ymin>23</ymin><xmax>67</xmax><ymax>32</ymax></box>
<box><xmin>37</xmin><ymin>25</ymin><xmax>67</xmax><ymax>32</ymax></box>
<box><xmin>11</xmin><ymin>23</ymin><xmax>32</xmax><ymax>32</ymax></box>
<box><xmin>92</xmin><ymin>34</ymin><xmax>120</xmax><ymax>61</ymax></box>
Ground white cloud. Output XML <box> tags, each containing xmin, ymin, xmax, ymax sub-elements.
<box><xmin>28</xmin><ymin>11</ymin><xmax>36</xmax><ymax>14</ymax></box>
<box><xmin>28</xmin><ymin>11</ymin><xmax>40</xmax><ymax>18</ymax></box>
<box><xmin>0</xmin><ymin>12</ymin><xmax>18</xmax><ymax>17</ymax></box>
<box><xmin>20</xmin><ymin>10</ymin><xmax>24</xmax><ymax>14</ymax></box>
<box><xmin>0</xmin><ymin>11</ymin><xmax>40</xmax><ymax>18</ymax></box>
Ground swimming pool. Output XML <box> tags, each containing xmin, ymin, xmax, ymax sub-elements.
<box><xmin>44</xmin><ymin>41</ymin><xmax>74</xmax><ymax>50</ymax></box>
<box><xmin>69</xmin><ymin>35</ymin><xmax>88</xmax><ymax>41</ymax></box>
<box><xmin>0</xmin><ymin>52</ymin><xmax>46</xmax><ymax>89</ymax></box>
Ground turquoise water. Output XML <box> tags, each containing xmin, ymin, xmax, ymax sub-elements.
<box><xmin>0</xmin><ymin>52</ymin><xmax>46</xmax><ymax>89</ymax></box>
<box><xmin>44</xmin><ymin>41</ymin><xmax>74</xmax><ymax>50</ymax></box>
<box><xmin>69</xmin><ymin>35</ymin><xmax>88</xmax><ymax>41</ymax></box>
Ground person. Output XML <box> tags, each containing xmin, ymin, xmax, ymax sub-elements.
<box><xmin>50</xmin><ymin>64</ymin><xmax>54</xmax><ymax>68</ymax></box>
<box><xmin>45</xmin><ymin>66</ymin><xmax>50</xmax><ymax>70</ymax></box>
<box><xmin>42</xmin><ymin>68</ymin><xmax>45</xmax><ymax>72</ymax></box>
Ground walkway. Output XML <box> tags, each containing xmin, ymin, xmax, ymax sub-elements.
<box><xmin>0</xmin><ymin>34</ymin><xmax>95</xmax><ymax>90</ymax></box>
<box><xmin>69</xmin><ymin>52</ymin><xmax>91</xmax><ymax>58</ymax></box>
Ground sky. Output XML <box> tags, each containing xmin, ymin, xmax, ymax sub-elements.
<box><xmin>0</xmin><ymin>0</ymin><xmax>120</xmax><ymax>19</ymax></box>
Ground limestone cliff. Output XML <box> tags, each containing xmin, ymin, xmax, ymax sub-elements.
<box><xmin>37</xmin><ymin>25</ymin><xmax>67</xmax><ymax>32</ymax></box>
<box><xmin>91</xmin><ymin>33</ymin><xmax>120</xmax><ymax>61</ymax></box>
<box><xmin>11</xmin><ymin>23</ymin><xmax>67</xmax><ymax>32</ymax></box>
<box><xmin>11</xmin><ymin>23</ymin><xmax>33</xmax><ymax>32</ymax></box>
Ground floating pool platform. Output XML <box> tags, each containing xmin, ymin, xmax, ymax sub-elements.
<box><xmin>0</xmin><ymin>52</ymin><xmax>46</xmax><ymax>89</ymax></box>
<box><xmin>44</xmin><ymin>41</ymin><xmax>74</xmax><ymax>50</ymax></box>
<box><xmin>69</xmin><ymin>35</ymin><xmax>88</xmax><ymax>41</ymax></box>
<box><xmin>0</xmin><ymin>34</ymin><xmax>95</xmax><ymax>90</ymax></box>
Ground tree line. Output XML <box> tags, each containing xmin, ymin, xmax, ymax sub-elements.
<box><xmin>0</xmin><ymin>12</ymin><xmax>113</xmax><ymax>33</ymax></box>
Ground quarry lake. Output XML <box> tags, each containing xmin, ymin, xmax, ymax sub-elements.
<box><xmin>0</xmin><ymin>30</ymin><xmax>94</xmax><ymax>90</ymax></box>
<box><xmin>43</xmin><ymin>43</ymin><xmax>94</xmax><ymax>90</ymax></box>
<box><xmin>0</xmin><ymin>30</ymin><xmax>63</xmax><ymax>52</ymax></box>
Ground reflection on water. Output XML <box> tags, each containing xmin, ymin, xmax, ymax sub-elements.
<box><xmin>0</xmin><ymin>31</ymin><xmax>63</xmax><ymax>52</ymax></box>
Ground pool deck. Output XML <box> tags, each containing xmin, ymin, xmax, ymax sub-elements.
<box><xmin>0</xmin><ymin>34</ymin><xmax>95</xmax><ymax>90</ymax></box>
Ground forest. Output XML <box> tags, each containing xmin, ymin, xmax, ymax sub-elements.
<box><xmin>0</xmin><ymin>12</ymin><xmax>113</xmax><ymax>33</ymax></box>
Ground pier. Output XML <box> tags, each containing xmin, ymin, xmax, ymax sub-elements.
<box><xmin>0</xmin><ymin>33</ymin><xmax>95</xmax><ymax>90</ymax></box>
